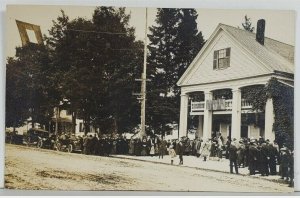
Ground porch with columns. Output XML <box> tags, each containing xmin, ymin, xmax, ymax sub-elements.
<box><xmin>178</xmin><ymin>87</ymin><xmax>275</xmax><ymax>142</ymax></box>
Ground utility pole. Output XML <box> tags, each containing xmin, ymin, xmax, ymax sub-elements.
<box><xmin>134</xmin><ymin>8</ymin><xmax>148</xmax><ymax>139</ymax></box>
<box><xmin>140</xmin><ymin>7</ymin><xmax>148</xmax><ymax>138</ymax></box>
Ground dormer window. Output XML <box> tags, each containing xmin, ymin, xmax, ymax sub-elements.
<box><xmin>213</xmin><ymin>48</ymin><xmax>231</xmax><ymax>70</ymax></box>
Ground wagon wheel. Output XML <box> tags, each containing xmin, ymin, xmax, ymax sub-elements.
<box><xmin>37</xmin><ymin>140</ymin><xmax>43</xmax><ymax>148</ymax></box>
<box><xmin>67</xmin><ymin>144</ymin><xmax>73</xmax><ymax>153</ymax></box>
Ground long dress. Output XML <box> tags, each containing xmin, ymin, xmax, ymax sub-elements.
<box><xmin>150</xmin><ymin>144</ymin><xmax>155</xmax><ymax>155</ymax></box>
<box><xmin>200</xmin><ymin>141</ymin><xmax>211</xmax><ymax>157</ymax></box>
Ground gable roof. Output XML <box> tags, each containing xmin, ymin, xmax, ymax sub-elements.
<box><xmin>177</xmin><ymin>23</ymin><xmax>294</xmax><ymax>86</ymax></box>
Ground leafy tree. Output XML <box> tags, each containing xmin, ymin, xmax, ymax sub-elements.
<box><xmin>241</xmin><ymin>78</ymin><xmax>294</xmax><ymax>149</ymax></box>
<box><xmin>147</xmin><ymin>8</ymin><xmax>205</xmax><ymax>136</ymax></box>
<box><xmin>45</xmin><ymin>8</ymin><xmax>142</xmax><ymax>134</ymax></box>
<box><xmin>91</xmin><ymin>7</ymin><xmax>143</xmax><ymax>134</ymax></box>
<box><xmin>46</xmin><ymin>11</ymin><xmax>88</xmax><ymax>133</ymax></box>
<box><xmin>6</xmin><ymin>43</ymin><xmax>60</xmax><ymax>130</ymax></box>
<box><xmin>6</xmin><ymin>57</ymin><xmax>30</xmax><ymax>130</ymax></box>
<box><xmin>242</xmin><ymin>15</ymin><xmax>255</xmax><ymax>32</ymax></box>
<box><xmin>266</xmin><ymin>78</ymin><xmax>294</xmax><ymax>149</ymax></box>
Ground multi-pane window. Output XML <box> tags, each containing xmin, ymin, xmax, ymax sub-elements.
<box><xmin>213</xmin><ymin>48</ymin><xmax>231</xmax><ymax>70</ymax></box>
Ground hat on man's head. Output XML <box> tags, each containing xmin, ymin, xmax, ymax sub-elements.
<box><xmin>280</xmin><ymin>147</ymin><xmax>287</xmax><ymax>151</ymax></box>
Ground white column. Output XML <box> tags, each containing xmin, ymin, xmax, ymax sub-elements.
<box><xmin>179</xmin><ymin>93</ymin><xmax>189</xmax><ymax>138</ymax></box>
<box><xmin>231</xmin><ymin>88</ymin><xmax>241</xmax><ymax>140</ymax></box>
<box><xmin>203</xmin><ymin>91</ymin><xmax>213</xmax><ymax>140</ymax></box>
<box><xmin>265</xmin><ymin>98</ymin><xmax>275</xmax><ymax>142</ymax></box>
<box><xmin>196</xmin><ymin>115</ymin><xmax>203</xmax><ymax>138</ymax></box>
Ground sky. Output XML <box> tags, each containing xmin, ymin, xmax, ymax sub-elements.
<box><xmin>6</xmin><ymin>5</ymin><xmax>295</xmax><ymax>58</ymax></box>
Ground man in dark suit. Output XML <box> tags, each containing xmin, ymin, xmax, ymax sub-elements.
<box><xmin>177</xmin><ymin>138</ymin><xmax>185</xmax><ymax>165</ymax></box>
<box><xmin>248</xmin><ymin>140</ymin><xmax>258</xmax><ymax>175</ymax></box>
<box><xmin>260</xmin><ymin>142</ymin><xmax>269</xmax><ymax>176</ymax></box>
<box><xmin>267</xmin><ymin>142</ymin><xmax>278</xmax><ymax>175</ymax></box>
<box><xmin>229</xmin><ymin>142</ymin><xmax>239</xmax><ymax>174</ymax></box>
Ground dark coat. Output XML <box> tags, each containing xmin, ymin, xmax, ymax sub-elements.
<box><xmin>229</xmin><ymin>144</ymin><xmax>238</xmax><ymax>161</ymax></box>
<box><xmin>260</xmin><ymin>144</ymin><xmax>269</xmax><ymax>163</ymax></box>
<box><xmin>248</xmin><ymin>144</ymin><xmax>258</xmax><ymax>162</ymax></box>
<box><xmin>176</xmin><ymin>142</ymin><xmax>185</xmax><ymax>155</ymax></box>
<box><xmin>268</xmin><ymin>144</ymin><xmax>278</xmax><ymax>159</ymax></box>
<box><xmin>159</xmin><ymin>140</ymin><xmax>167</xmax><ymax>152</ymax></box>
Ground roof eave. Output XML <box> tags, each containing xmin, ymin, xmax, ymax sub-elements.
<box><xmin>177</xmin><ymin>23</ymin><xmax>224</xmax><ymax>87</ymax></box>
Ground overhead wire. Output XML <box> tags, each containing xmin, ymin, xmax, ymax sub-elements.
<box><xmin>66</xmin><ymin>28</ymin><xmax>128</xmax><ymax>35</ymax></box>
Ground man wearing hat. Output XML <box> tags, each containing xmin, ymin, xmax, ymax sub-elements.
<box><xmin>248</xmin><ymin>140</ymin><xmax>258</xmax><ymax>175</ymax></box>
<box><xmin>267</xmin><ymin>142</ymin><xmax>278</xmax><ymax>175</ymax></box>
<box><xmin>229</xmin><ymin>142</ymin><xmax>239</xmax><ymax>174</ymax></box>
<box><xmin>260</xmin><ymin>142</ymin><xmax>269</xmax><ymax>176</ymax></box>
<box><xmin>176</xmin><ymin>137</ymin><xmax>185</xmax><ymax>165</ymax></box>
<box><xmin>280</xmin><ymin>147</ymin><xmax>289</xmax><ymax>180</ymax></box>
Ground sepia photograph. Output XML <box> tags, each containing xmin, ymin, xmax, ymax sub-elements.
<box><xmin>4</xmin><ymin>4</ymin><xmax>295</xmax><ymax>192</ymax></box>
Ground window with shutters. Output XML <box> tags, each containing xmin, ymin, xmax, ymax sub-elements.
<box><xmin>213</xmin><ymin>48</ymin><xmax>231</xmax><ymax>70</ymax></box>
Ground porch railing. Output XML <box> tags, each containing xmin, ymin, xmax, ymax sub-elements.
<box><xmin>190</xmin><ymin>99</ymin><xmax>252</xmax><ymax>112</ymax></box>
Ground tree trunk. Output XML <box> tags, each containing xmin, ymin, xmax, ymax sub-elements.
<box><xmin>113</xmin><ymin>117</ymin><xmax>118</xmax><ymax>135</ymax></box>
<box><xmin>72</xmin><ymin>110</ymin><xmax>77</xmax><ymax>134</ymax></box>
<box><xmin>55</xmin><ymin>107</ymin><xmax>59</xmax><ymax>135</ymax></box>
<box><xmin>84</xmin><ymin>115</ymin><xmax>90</xmax><ymax>135</ymax></box>
<box><xmin>13</xmin><ymin>118</ymin><xmax>16</xmax><ymax>133</ymax></box>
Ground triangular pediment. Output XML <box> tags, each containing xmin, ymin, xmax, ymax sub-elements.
<box><xmin>177</xmin><ymin>24</ymin><xmax>293</xmax><ymax>87</ymax></box>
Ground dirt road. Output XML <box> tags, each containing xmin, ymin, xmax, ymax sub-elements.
<box><xmin>4</xmin><ymin>144</ymin><xmax>292</xmax><ymax>192</ymax></box>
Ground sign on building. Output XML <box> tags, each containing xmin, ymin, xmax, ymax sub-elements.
<box><xmin>206</xmin><ymin>99</ymin><xmax>226</xmax><ymax>110</ymax></box>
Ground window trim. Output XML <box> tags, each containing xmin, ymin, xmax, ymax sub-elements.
<box><xmin>213</xmin><ymin>47</ymin><xmax>231</xmax><ymax>70</ymax></box>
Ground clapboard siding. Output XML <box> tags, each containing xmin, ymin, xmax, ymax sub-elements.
<box><xmin>184</xmin><ymin>31</ymin><xmax>270</xmax><ymax>86</ymax></box>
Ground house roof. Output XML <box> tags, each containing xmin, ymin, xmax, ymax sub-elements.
<box><xmin>220</xmin><ymin>24</ymin><xmax>294</xmax><ymax>73</ymax></box>
<box><xmin>177</xmin><ymin>23</ymin><xmax>294</xmax><ymax>86</ymax></box>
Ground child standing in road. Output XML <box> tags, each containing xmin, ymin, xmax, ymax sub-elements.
<box><xmin>168</xmin><ymin>145</ymin><xmax>176</xmax><ymax>165</ymax></box>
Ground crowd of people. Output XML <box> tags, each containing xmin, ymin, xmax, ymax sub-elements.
<box><xmin>183</xmin><ymin>133</ymin><xmax>294</xmax><ymax>187</ymax></box>
<box><xmin>8</xmin><ymin>130</ymin><xmax>292</xmax><ymax>187</ymax></box>
<box><xmin>77</xmin><ymin>133</ymin><xmax>293</xmax><ymax>187</ymax></box>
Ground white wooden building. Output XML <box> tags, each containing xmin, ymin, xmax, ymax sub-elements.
<box><xmin>177</xmin><ymin>20</ymin><xmax>294</xmax><ymax>142</ymax></box>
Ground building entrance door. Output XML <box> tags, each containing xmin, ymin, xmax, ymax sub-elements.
<box><xmin>228</xmin><ymin>125</ymin><xmax>231</xmax><ymax>139</ymax></box>
<box><xmin>241</xmin><ymin>125</ymin><xmax>248</xmax><ymax>138</ymax></box>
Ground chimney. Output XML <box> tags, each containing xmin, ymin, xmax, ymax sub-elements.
<box><xmin>256</xmin><ymin>19</ymin><xmax>265</xmax><ymax>45</ymax></box>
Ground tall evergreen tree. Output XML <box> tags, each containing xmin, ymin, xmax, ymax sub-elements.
<box><xmin>147</xmin><ymin>8</ymin><xmax>179</xmax><ymax>135</ymax></box>
<box><xmin>147</xmin><ymin>8</ymin><xmax>205</xmax><ymax>136</ymax></box>
<box><xmin>242</xmin><ymin>15</ymin><xmax>255</xmax><ymax>32</ymax></box>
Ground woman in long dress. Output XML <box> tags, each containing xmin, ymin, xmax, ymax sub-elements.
<box><xmin>149</xmin><ymin>138</ymin><xmax>155</xmax><ymax>156</ymax></box>
<box><xmin>200</xmin><ymin>139</ymin><xmax>211</xmax><ymax>161</ymax></box>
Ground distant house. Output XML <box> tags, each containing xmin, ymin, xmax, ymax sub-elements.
<box><xmin>164</xmin><ymin>123</ymin><xmax>179</xmax><ymax>141</ymax></box>
<box><xmin>7</xmin><ymin>107</ymin><xmax>96</xmax><ymax>135</ymax></box>
<box><xmin>177</xmin><ymin>20</ymin><xmax>294</xmax><ymax>142</ymax></box>
<box><xmin>50</xmin><ymin>107</ymin><xmax>97</xmax><ymax>135</ymax></box>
